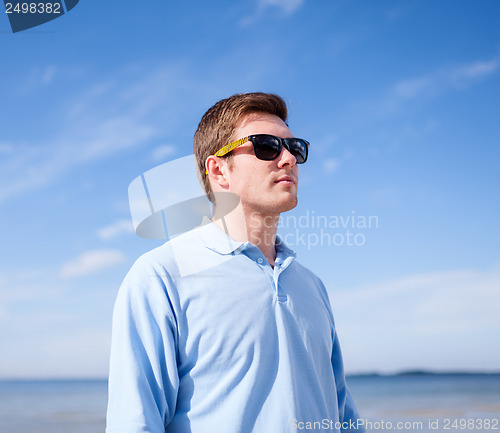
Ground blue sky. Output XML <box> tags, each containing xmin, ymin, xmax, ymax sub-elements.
<box><xmin>1</xmin><ymin>0</ymin><xmax>499</xmax><ymax>378</ymax></box>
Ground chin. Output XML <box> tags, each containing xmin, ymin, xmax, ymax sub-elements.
<box><xmin>245</xmin><ymin>192</ymin><xmax>298</xmax><ymax>214</ymax></box>
<box><xmin>274</xmin><ymin>195</ymin><xmax>298</xmax><ymax>213</ymax></box>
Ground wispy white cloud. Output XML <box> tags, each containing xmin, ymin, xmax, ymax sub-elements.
<box><xmin>0</xmin><ymin>265</ymin><xmax>117</xmax><ymax>378</ymax></box>
<box><xmin>0</xmin><ymin>142</ymin><xmax>15</xmax><ymax>155</ymax></box>
<box><xmin>241</xmin><ymin>0</ymin><xmax>304</xmax><ymax>26</ymax></box>
<box><xmin>0</xmin><ymin>268</ymin><xmax>68</xmax><ymax>326</ymax></box>
<box><xmin>152</xmin><ymin>144</ymin><xmax>176</xmax><ymax>162</ymax></box>
<box><xmin>450</xmin><ymin>59</ymin><xmax>499</xmax><ymax>80</ymax></box>
<box><xmin>0</xmin><ymin>63</ymin><xmax>193</xmax><ymax>205</ymax></box>
<box><xmin>392</xmin><ymin>57</ymin><xmax>499</xmax><ymax>102</ymax></box>
<box><xmin>41</xmin><ymin>65</ymin><xmax>57</xmax><ymax>85</ymax></box>
<box><xmin>345</xmin><ymin>56</ymin><xmax>500</xmax><ymax>127</ymax></box>
<box><xmin>369</xmin><ymin>187</ymin><xmax>399</xmax><ymax>207</ymax></box>
<box><xmin>98</xmin><ymin>219</ymin><xmax>134</xmax><ymax>240</ymax></box>
<box><xmin>333</xmin><ymin>266</ymin><xmax>500</xmax><ymax>372</ymax></box>
<box><xmin>312</xmin><ymin>133</ymin><xmax>350</xmax><ymax>176</ymax></box>
<box><xmin>259</xmin><ymin>0</ymin><xmax>304</xmax><ymax>14</ymax></box>
<box><xmin>385</xmin><ymin>3</ymin><xmax>416</xmax><ymax>21</ymax></box>
<box><xmin>393</xmin><ymin>76</ymin><xmax>432</xmax><ymax>99</ymax></box>
<box><xmin>16</xmin><ymin>65</ymin><xmax>59</xmax><ymax>94</ymax></box>
<box><xmin>59</xmin><ymin>249</ymin><xmax>127</xmax><ymax>279</ymax></box>
<box><xmin>313</xmin><ymin>133</ymin><xmax>339</xmax><ymax>152</ymax></box>
<box><xmin>343</xmin><ymin>56</ymin><xmax>500</xmax><ymax>148</ymax></box>
<box><xmin>323</xmin><ymin>158</ymin><xmax>340</xmax><ymax>174</ymax></box>
<box><xmin>337</xmin><ymin>267</ymin><xmax>500</xmax><ymax>323</ymax></box>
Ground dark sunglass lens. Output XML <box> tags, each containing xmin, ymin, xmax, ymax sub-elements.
<box><xmin>287</xmin><ymin>139</ymin><xmax>308</xmax><ymax>163</ymax></box>
<box><xmin>252</xmin><ymin>135</ymin><xmax>281</xmax><ymax>160</ymax></box>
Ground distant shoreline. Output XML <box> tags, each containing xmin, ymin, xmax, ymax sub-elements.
<box><xmin>347</xmin><ymin>369</ymin><xmax>500</xmax><ymax>378</ymax></box>
<box><xmin>2</xmin><ymin>370</ymin><xmax>500</xmax><ymax>382</ymax></box>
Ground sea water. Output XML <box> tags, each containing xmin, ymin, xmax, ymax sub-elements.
<box><xmin>0</xmin><ymin>374</ymin><xmax>499</xmax><ymax>433</ymax></box>
<box><xmin>0</xmin><ymin>380</ymin><xmax>106</xmax><ymax>433</ymax></box>
<box><xmin>349</xmin><ymin>373</ymin><xmax>500</xmax><ymax>432</ymax></box>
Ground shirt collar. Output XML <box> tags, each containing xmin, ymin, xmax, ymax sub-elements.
<box><xmin>275</xmin><ymin>234</ymin><xmax>297</xmax><ymax>260</ymax></box>
<box><xmin>198</xmin><ymin>217</ymin><xmax>247</xmax><ymax>255</ymax></box>
<box><xmin>197</xmin><ymin>217</ymin><xmax>296</xmax><ymax>260</ymax></box>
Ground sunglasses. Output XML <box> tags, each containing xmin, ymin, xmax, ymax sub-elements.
<box><xmin>206</xmin><ymin>134</ymin><xmax>309</xmax><ymax>174</ymax></box>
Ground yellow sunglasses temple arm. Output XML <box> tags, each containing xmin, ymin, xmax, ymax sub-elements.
<box><xmin>205</xmin><ymin>136</ymin><xmax>249</xmax><ymax>175</ymax></box>
<box><xmin>214</xmin><ymin>136</ymin><xmax>249</xmax><ymax>157</ymax></box>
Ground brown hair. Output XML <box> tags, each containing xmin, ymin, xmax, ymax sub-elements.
<box><xmin>193</xmin><ymin>92</ymin><xmax>288</xmax><ymax>201</ymax></box>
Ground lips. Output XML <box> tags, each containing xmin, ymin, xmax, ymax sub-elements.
<box><xmin>275</xmin><ymin>176</ymin><xmax>296</xmax><ymax>185</ymax></box>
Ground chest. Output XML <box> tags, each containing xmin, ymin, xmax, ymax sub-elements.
<box><xmin>172</xmin><ymin>257</ymin><xmax>334</xmax><ymax>373</ymax></box>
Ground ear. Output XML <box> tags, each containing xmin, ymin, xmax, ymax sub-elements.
<box><xmin>205</xmin><ymin>155</ymin><xmax>230</xmax><ymax>188</ymax></box>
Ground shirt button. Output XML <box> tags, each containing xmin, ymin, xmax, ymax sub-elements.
<box><xmin>257</xmin><ymin>258</ymin><xmax>263</xmax><ymax>264</ymax></box>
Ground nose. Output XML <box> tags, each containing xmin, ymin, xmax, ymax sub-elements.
<box><xmin>277</xmin><ymin>144</ymin><xmax>297</xmax><ymax>168</ymax></box>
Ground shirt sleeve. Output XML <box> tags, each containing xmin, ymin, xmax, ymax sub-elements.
<box><xmin>313</xmin><ymin>274</ymin><xmax>365</xmax><ymax>433</ymax></box>
<box><xmin>331</xmin><ymin>327</ymin><xmax>366</xmax><ymax>433</ymax></box>
<box><xmin>106</xmin><ymin>269</ymin><xmax>179</xmax><ymax>433</ymax></box>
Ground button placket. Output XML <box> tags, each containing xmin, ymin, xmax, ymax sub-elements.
<box><xmin>248</xmin><ymin>250</ymin><xmax>289</xmax><ymax>303</ymax></box>
<box><xmin>249</xmin><ymin>254</ymin><xmax>275</xmax><ymax>298</ymax></box>
<box><xmin>273</xmin><ymin>264</ymin><xmax>287</xmax><ymax>303</ymax></box>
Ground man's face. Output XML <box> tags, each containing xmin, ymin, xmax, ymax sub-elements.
<box><xmin>222</xmin><ymin>112</ymin><xmax>300</xmax><ymax>216</ymax></box>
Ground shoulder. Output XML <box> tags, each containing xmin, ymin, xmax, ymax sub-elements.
<box><xmin>125</xmin><ymin>224</ymin><xmax>208</xmax><ymax>284</ymax></box>
<box><xmin>113</xmin><ymin>231</ymin><xmax>206</xmax><ymax>326</ymax></box>
<box><xmin>289</xmin><ymin>259</ymin><xmax>333</xmax><ymax>309</ymax></box>
<box><xmin>290</xmin><ymin>259</ymin><xmax>325</xmax><ymax>287</ymax></box>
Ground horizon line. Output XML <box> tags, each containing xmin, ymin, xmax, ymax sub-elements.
<box><xmin>2</xmin><ymin>368</ymin><xmax>500</xmax><ymax>382</ymax></box>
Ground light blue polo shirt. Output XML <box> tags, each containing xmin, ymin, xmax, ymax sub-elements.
<box><xmin>106</xmin><ymin>220</ymin><xmax>364</xmax><ymax>433</ymax></box>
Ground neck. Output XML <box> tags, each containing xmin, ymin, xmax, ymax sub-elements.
<box><xmin>212</xmin><ymin>202</ymin><xmax>279</xmax><ymax>267</ymax></box>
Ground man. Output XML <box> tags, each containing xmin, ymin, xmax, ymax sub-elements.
<box><xmin>106</xmin><ymin>93</ymin><xmax>364</xmax><ymax>433</ymax></box>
